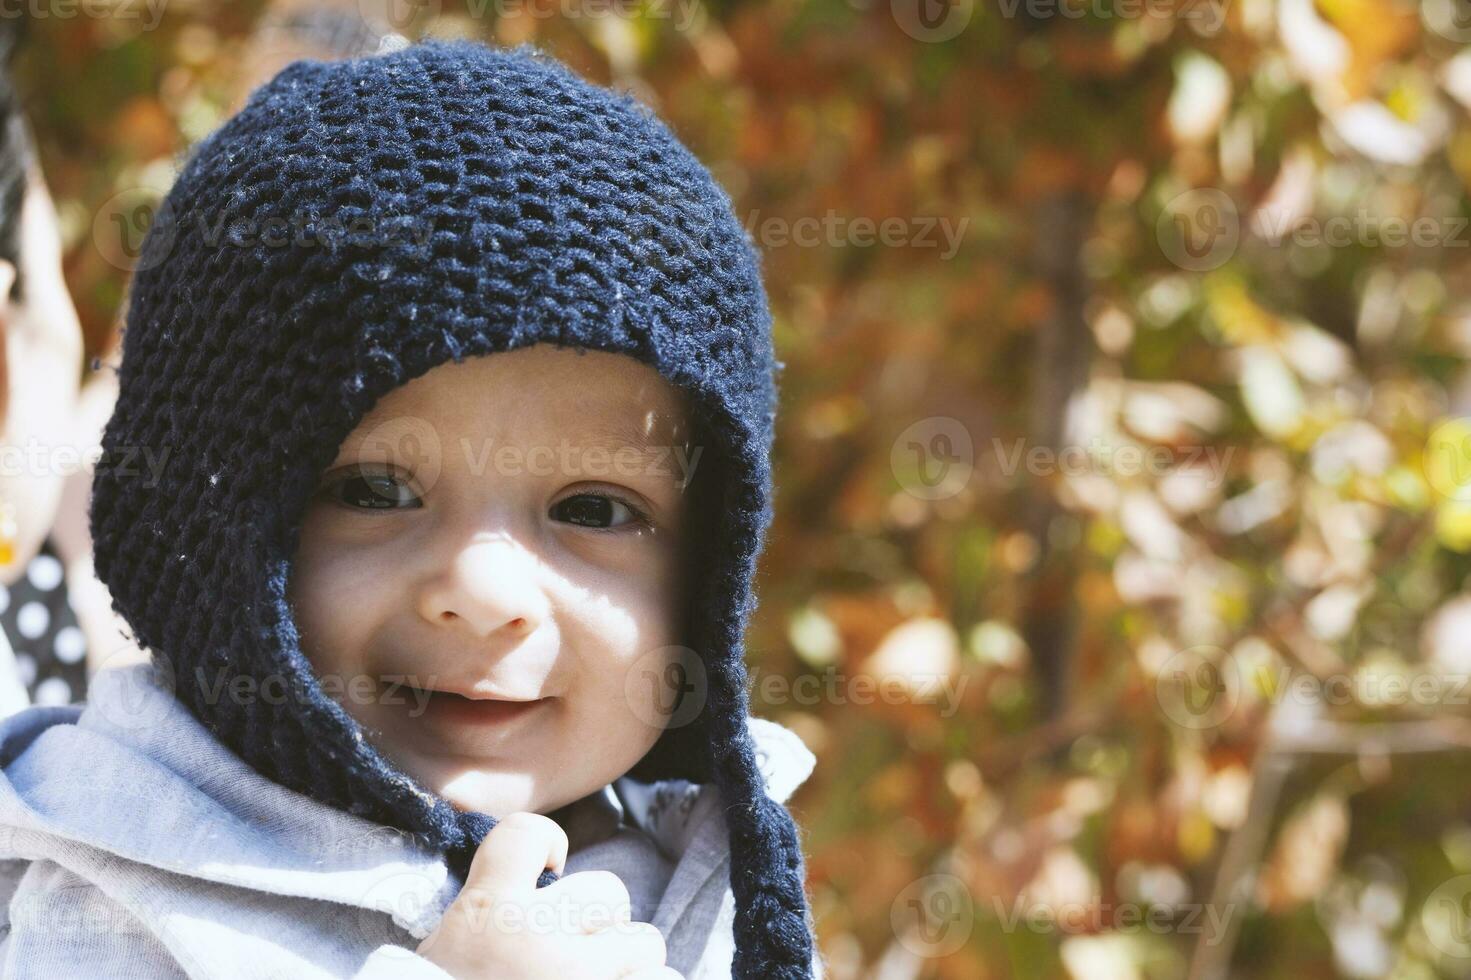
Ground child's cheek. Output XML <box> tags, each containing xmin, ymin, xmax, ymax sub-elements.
<box><xmin>607</xmin><ymin>643</ymin><xmax>689</xmax><ymax>737</ymax></box>
<box><xmin>288</xmin><ymin>537</ymin><xmax>378</xmax><ymax>685</ymax></box>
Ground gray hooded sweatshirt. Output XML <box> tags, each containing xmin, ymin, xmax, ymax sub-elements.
<box><xmin>0</xmin><ymin>663</ymin><xmax>823</xmax><ymax>979</ymax></box>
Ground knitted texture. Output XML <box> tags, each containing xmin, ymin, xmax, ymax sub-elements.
<box><xmin>88</xmin><ymin>39</ymin><xmax>815</xmax><ymax>979</ymax></box>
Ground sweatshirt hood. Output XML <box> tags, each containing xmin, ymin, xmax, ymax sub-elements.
<box><xmin>0</xmin><ymin>663</ymin><xmax>815</xmax><ymax>952</ymax></box>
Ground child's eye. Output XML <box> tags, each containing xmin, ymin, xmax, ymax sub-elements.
<box><xmin>318</xmin><ymin>466</ymin><xmax>422</xmax><ymax>510</ymax></box>
<box><xmin>550</xmin><ymin>490</ymin><xmax>651</xmax><ymax>531</ymax></box>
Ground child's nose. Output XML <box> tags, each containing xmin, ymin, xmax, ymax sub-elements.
<box><xmin>415</xmin><ymin>539</ymin><xmax>547</xmax><ymax>639</ymax></box>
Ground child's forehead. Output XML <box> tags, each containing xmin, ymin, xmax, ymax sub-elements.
<box><xmin>347</xmin><ymin>347</ymin><xmax>695</xmax><ymax>445</ymax></box>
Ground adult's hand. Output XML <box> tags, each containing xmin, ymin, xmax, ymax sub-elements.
<box><xmin>0</xmin><ymin>163</ymin><xmax>83</xmax><ymax>586</ymax></box>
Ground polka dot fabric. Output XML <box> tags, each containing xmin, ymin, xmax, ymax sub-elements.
<box><xmin>88</xmin><ymin>40</ymin><xmax>815</xmax><ymax>979</ymax></box>
<box><xmin>0</xmin><ymin>537</ymin><xmax>87</xmax><ymax>707</ymax></box>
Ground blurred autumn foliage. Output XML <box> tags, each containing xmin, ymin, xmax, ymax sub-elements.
<box><xmin>22</xmin><ymin>0</ymin><xmax>1471</xmax><ymax>976</ymax></box>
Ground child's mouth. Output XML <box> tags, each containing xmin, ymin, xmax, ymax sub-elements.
<box><xmin>410</xmin><ymin>687</ymin><xmax>551</xmax><ymax>729</ymax></box>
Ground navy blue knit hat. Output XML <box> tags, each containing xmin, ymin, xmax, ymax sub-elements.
<box><xmin>89</xmin><ymin>39</ymin><xmax>815</xmax><ymax>979</ymax></box>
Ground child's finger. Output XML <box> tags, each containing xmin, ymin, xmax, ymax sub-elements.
<box><xmin>579</xmin><ymin>920</ymin><xmax>667</xmax><ymax>975</ymax></box>
<box><xmin>538</xmin><ymin>869</ymin><xmax>635</xmax><ymax>933</ymax></box>
<box><xmin>465</xmin><ymin>812</ymin><xmax>569</xmax><ymax>897</ymax></box>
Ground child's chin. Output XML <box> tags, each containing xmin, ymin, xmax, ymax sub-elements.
<box><xmin>429</xmin><ymin>767</ymin><xmax>544</xmax><ymax>817</ymax></box>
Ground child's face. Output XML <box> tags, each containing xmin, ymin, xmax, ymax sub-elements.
<box><xmin>287</xmin><ymin>343</ymin><xmax>697</xmax><ymax>818</ymax></box>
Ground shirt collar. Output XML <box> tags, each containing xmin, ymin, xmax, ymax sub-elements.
<box><xmin>547</xmin><ymin>715</ymin><xmax>817</xmax><ymax>857</ymax></box>
<box><xmin>548</xmin><ymin>782</ymin><xmax>627</xmax><ymax>853</ymax></box>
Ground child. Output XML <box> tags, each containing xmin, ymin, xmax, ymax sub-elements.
<box><xmin>0</xmin><ymin>40</ymin><xmax>823</xmax><ymax>979</ymax></box>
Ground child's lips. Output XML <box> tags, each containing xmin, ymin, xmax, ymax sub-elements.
<box><xmin>415</xmin><ymin>689</ymin><xmax>551</xmax><ymax>729</ymax></box>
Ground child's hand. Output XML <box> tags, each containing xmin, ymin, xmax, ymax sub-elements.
<box><xmin>417</xmin><ymin>812</ymin><xmax>683</xmax><ymax>980</ymax></box>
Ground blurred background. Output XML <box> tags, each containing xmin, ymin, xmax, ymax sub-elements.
<box><xmin>14</xmin><ymin>0</ymin><xmax>1471</xmax><ymax>976</ymax></box>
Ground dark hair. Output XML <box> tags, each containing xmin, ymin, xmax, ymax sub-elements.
<box><xmin>0</xmin><ymin>15</ymin><xmax>31</xmax><ymax>303</ymax></box>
